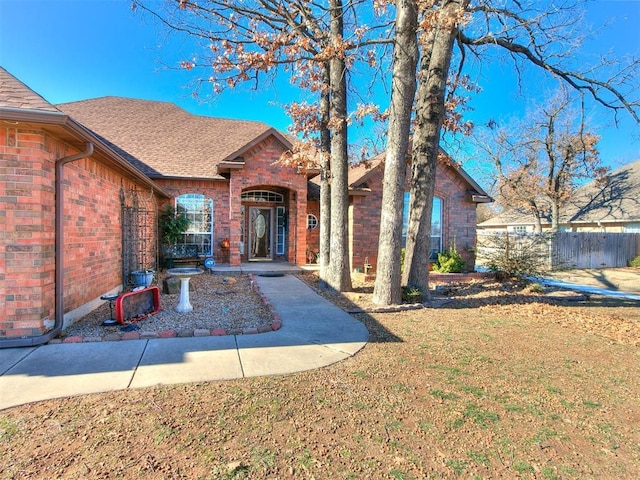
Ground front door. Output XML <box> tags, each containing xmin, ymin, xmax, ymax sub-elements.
<box><xmin>249</xmin><ymin>207</ymin><xmax>273</xmax><ymax>260</ymax></box>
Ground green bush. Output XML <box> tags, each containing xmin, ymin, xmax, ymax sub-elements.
<box><xmin>159</xmin><ymin>205</ymin><xmax>190</xmax><ymax>245</ymax></box>
<box><xmin>433</xmin><ymin>245</ymin><xmax>466</xmax><ymax>273</ymax></box>
<box><xmin>629</xmin><ymin>255</ymin><xmax>640</xmax><ymax>268</ymax></box>
<box><xmin>402</xmin><ymin>285</ymin><xmax>424</xmax><ymax>303</ymax></box>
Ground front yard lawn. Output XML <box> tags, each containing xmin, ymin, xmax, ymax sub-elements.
<box><xmin>2</xmin><ymin>276</ymin><xmax>638</xmax><ymax>479</ymax></box>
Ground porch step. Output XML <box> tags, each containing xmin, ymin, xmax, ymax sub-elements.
<box><xmin>209</xmin><ymin>263</ymin><xmax>303</xmax><ymax>276</ymax></box>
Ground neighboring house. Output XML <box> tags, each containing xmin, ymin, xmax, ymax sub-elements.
<box><xmin>478</xmin><ymin>159</ymin><xmax>640</xmax><ymax>234</ymax></box>
<box><xmin>1</xmin><ymin>67</ymin><xmax>490</xmax><ymax>346</ymax></box>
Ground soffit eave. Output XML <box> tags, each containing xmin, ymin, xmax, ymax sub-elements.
<box><xmin>1</xmin><ymin>107</ymin><xmax>172</xmax><ymax>198</ymax></box>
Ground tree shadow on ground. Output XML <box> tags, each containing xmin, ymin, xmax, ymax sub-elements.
<box><xmin>296</xmin><ymin>274</ymin><xmax>404</xmax><ymax>343</ymax></box>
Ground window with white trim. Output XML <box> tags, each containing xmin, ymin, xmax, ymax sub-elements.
<box><xmin>276</xmin><ymin>207</ymin><xmax>286</xmax><ymax>255</ymax></box>
<box><xmin>176</xmin><ymin>194</ymin><xmax>213</xmax><ymax>256</ymax></box>
<box><xmin>402</xmin><ymin>193</ymin><xmax>442</xmax><ymax>260</ymax></box>
<box><xmin>307</xmin><ymin>214</ymin><xmax>318</xmax><ymax>230</ymax></box>
<box><xmin>241</xmin><ymin>190</ymin><xmax>284</xmax><ymax>203</ymax></box>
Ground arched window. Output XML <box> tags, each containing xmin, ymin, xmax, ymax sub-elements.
<box><xmin>241</xmin><ymin>190</ymin><xmax>284</xmax><ymax>203</ymax></box>
<box><xmin>176</xmin><ymin>194</ymin><xmax>213</xmax><ymax>256</ymax></box>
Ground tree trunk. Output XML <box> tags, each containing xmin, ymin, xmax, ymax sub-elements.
<box><xmin>550</xmin><ymin>200</ymin><xmax>559</xmax><ymax>232</ymax></box>
<box><xmin>529</xmin><ymin>201</ymin><xmax>542</xmax><ymax>233</ymax></box>
<box><xmin>403</xmin><ymin>0</ymin><xmax>463</xmax><ymax>293</ymax></box>
<box><xmin>326</xmin><ymin>0</ymin><xmax>352</xmax><ymax>292</ymax></box>
<box><xmin>533</xmin><ymin>212</ymin><xmax>543</xmax><ymax>233</ymax></box>
<box><xmin>373</xmin><ymin>0</ymin><xmax>419</xmax><ymax>305</ymax></box>
<box><xmin>318</xmin><ymin>63</ymin><xmax>332</xmax><ymax>287</ymax></box>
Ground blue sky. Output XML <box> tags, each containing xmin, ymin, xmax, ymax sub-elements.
<box><xmin>1</xmin><ymin>0</ymin><xmax>638</xmax><ymax>180</ymax></box>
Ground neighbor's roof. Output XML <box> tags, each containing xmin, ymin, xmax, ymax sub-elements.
<box><xmin>477</xmin><ymin>208</ymin><xmax>546</xmax><ymax>227</ymax></box>
<box><xmin>479</xmin><ymin>159</ymin><xmax>640</xmax><ymax>227</ymax></box>
<box><xmin>58</xmin><ymin>97</ymin><xmax>292</xmax><ymax>180</ymax></box>
<box><xmin>565</xmin><ymin>158</ymin><xmax>640</xmax><ymax>224</ymax></box>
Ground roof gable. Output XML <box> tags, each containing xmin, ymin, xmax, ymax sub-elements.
<box><xmin>347</xmin><ymin>150</ymin><xmax>491</xmax><ymax>200</ymax></box>
<box><xmin>58</xmin><ymin>97</ymin><xmax>291</xmax><ymax>180</ymax></box>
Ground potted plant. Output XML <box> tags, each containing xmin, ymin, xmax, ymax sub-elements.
<box><xmin>130</xmin><ymin>268</ymin><xmax>155</xmax><ymax>287</ymax></box>
<box><xmin>159</xmin><ymin>205</ymin><xmax>190</xmax><ymax>267</ymax></box>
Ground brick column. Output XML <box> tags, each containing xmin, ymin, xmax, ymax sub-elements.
<box><xmin>228</xmin><ymin>175</ymin><xmax>242</xmax><ymax>266</ymax></box>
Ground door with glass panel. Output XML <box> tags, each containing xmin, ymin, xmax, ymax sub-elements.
<box><xmin>248</xmin><ymin>207</ymin><xmax>273</xmax><ymax>260</ymax></box>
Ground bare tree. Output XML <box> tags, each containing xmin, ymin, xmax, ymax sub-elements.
<box><xmin>483</xmin><ymin>89</ymin><xmax>605</xmax><ymax>232</ymax></box>
<box><xmin>131</xmin><ymin>0</ymin><xmax>395</xmax><ymax>291</ymax></box>
<box><xmin>400</xmin><ymin>0</ymin><xmax>638</xmax><ymax>298</ymax></box>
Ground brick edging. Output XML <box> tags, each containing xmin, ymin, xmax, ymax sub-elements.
<box><xmin>48</xmin><ymin>274</ymin><xmax>281</xmax><ymax>344</ymax></box>
<box><xmin>429</xmin><ymin>272</ymin><xmax>494</xmax><ymax>283</ymax></box>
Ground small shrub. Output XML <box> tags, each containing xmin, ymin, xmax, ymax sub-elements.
<box><xmin>629</xmin><ymin>255</ymin><xmax>640</xmax><ymax>268</ymax></box>
<box><xmin>159</xmin><ymin>205</ymin><xmax>190</xmax><ymax>245</ymax></box>
<box><xmin>433</xmin><ymin>245</ymin><xmax>466</xmax><ymax>273</ymax></box>
<box><xmin>524</xmin><ymin>282</ymin><xmax>544</xmax><ymax>294</ymax></box>
<box><xmin>402</xmin><ymin>285</ymin><xmax>424</xmax><ymax>303</ymax></box>
<box><xmin>479</xmin><ymin>232</ymin><xmax>549</xmax><ymax>278</ymax></box>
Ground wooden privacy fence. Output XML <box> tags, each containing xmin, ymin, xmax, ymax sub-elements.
<box><xmin>551</xmin><ymin>232</ymin><xmax>640</xmax><ymax>269</ymax></box>
<box><xmin>476</xmin><ymin>232</ymin><xmax>640</xmax><ymax>270</ymax></box>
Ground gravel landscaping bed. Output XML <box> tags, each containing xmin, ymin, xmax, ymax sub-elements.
<box><xmin>59</xmin><ymin>272</ymin><xmax>275</xmax><ymax>341</ymax></box>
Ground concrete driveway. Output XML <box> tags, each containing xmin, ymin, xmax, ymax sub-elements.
<box><xmin>541</xmin><ymin>267</ymin><xmax>640</xmax><ymax>294</ymax></box>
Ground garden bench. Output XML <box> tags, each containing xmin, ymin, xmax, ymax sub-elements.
<box><xmin>163</xmin><ymin>244</ymin><xmax>203</xmax><ymax>269</ymax></box>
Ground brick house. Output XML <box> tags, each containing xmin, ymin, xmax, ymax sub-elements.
<box><xmin>306</xmin><ymin>153</ymin><xmax>492</xmax><ymax>273</ymax></box>
<box><xmin>1</xmin><ymin>67</ymin><xmax>489</xmax><ymax>347</ymax></box>
<box><xmin>1</xmin><ymin>67</ymin><xmax>169</xmax><ymax>347</ymax></box>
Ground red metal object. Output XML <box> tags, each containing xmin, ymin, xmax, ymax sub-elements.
<box><xmin>115</xmin><ymin>286</ymin><xmax>161</xmax><ymax>325</ymax></box>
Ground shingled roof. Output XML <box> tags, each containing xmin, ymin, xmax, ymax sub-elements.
<box><xmin>0</xmin><ymin>66</ymin><xmax>61</xmax><ymax>112</ymax></box>
<box><xmin>479</xmin><ymin>159</ymin><xmax>640</xmax><ymax>228</ymax></box>
<box><xmin>566</xmin><ymin>159</ymin><xmax>640</xmax><ymax>225</ymax></box>
<box><xmin>346</xmin><ymin>151</ymin><xmax>491</xmax><ymax>202</ymax></box>
<box><xmin>0</xmin><ymin>67</ymin><xmax>169</xmax><ymax>196</ymax></box>
<box><xmin>58</xmin><ymin>97</ymin><xmax>291</xmax><ymax>180</ymax></box>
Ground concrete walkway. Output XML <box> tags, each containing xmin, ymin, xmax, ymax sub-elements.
<box><xmin>0</xmin><ymin>274</ymin><xmax>369</xmax><ymax>411</ymax></box>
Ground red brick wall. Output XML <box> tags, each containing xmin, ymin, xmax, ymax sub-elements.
<box><xmin>227</xmin><ymin>136</ymin><xmax>309</xmax><ymax>266</ymax></box>
<box><xmin>155</xmin><ymin>178</ymin><xmax>230</xmax><ymax>264</ymax></box>
<box><xmin>1</xmin><ymin>126</ymin><xmax>159</xmax><ymax>340</ymax></box>
<box><xmin>350</xmin><ymin>166</ymin><xmax>385</xmax><ymax>273</ymax></box>
<box><xmin>306</xmin><ymin>199</ymin><xmax>320</xmax><ymax>263</ymax></box>
<box><xmin>349</xmin><ymin>161</ymin><xmax>479</xmax><ymax>274</ymax></box>
<box><xmin>1</xmin><ymin>127</ymin><xmax>55</xmax><ymax>338</ymax></box>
